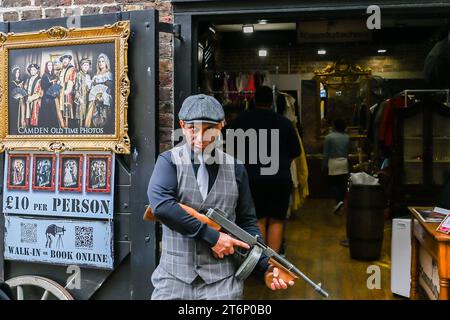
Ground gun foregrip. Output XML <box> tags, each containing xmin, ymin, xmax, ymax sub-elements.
<box><xmin>268</xmin><ymin>258</ymin><xmax>299</xmax><ymax>281</ymax></box>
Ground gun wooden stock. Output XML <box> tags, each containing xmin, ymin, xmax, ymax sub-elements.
<box><xmin>143</xmin><ymin>203</ymin><xmax>221</xmax><ymax>231</ymax></box>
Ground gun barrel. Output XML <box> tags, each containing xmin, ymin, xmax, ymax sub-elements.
<box><xmin>267</xmin><ymin>249</ymin><xmax>328</xmax><ymax>298</ymax></box>
<box><xmin>283</xmin><ymin>259</ymin><xmax>329</xmax><ymax>298</ymax></box>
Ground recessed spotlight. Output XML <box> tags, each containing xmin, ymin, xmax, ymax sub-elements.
<box><xmin>242</xmin><ymin>24</ymin><xmax>254</xmax><ymax>33</ymax></box>
<box><xmin>258</xmin><ymin>49</ymin><xmax>268</xmax><ymax>57</ymax></box>
<box><xmin>378</xmin><ymin>49</ymin><xmax>387</xmax><ymax>53</ymax></box>
<box><xmin>318</xmin><ymin>49</ymin><xmax>326</xmax><ymax>55</ymax></box>
<box><xmin>258</xmin><ymin>19</ymin><xmax>268</xmax><ymax>24</ymax></box>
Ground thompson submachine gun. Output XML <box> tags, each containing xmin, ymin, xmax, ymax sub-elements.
<box><xmin>143</xmin><ymin>204</ymin><xmax>329</xmax><ymax>297</ymax></box>
<box><xmin>205</xmin><ymin>208</ymin><xmax>329</xmax><ymax>298</ymax></box>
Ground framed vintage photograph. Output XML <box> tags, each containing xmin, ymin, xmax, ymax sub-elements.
<box><xmin>7</xmin><ymin>153</ymin><xmax>30</xmax><ymax>190</ymax></box>
<box><xmin>32</xmin><ymin>154</ymin><xmax>56</xmax><ymax>191</ymax></box>
<box><xmin>86</xmin><ymin>154</ymin><xmax>111</xmax><ymax>193</ymax></box>
<box><xmin>59</xmin><ymin>154</ymin><xmax>83</xmax><ymax>192</ymax></box>
<box><xmin>0</xmin><ymin>21</ymin><xmax>130</xmax><ymax>154</ymax></box>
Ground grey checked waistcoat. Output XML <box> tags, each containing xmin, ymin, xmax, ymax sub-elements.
<box><xmin>158</xmin><ymin>144</ymin><xmax>240</xmax><ymax>284</ymax></box>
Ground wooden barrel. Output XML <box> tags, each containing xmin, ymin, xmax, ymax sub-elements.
<box><xmin>346</xmin><ymin>184</ymin><xmax>386</xmax><ymax>260</ymax></box>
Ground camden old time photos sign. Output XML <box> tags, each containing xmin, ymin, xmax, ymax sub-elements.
<box><xmin>0</xmin><ymin>21</ymin><xmax>131</xmax><ymax>154</ymax></box>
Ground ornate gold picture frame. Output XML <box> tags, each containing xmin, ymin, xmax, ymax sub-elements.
<box><xmin>0</xmin><ymin>21</ymin><xmax>130</xmax><ymax>154</ymax></box>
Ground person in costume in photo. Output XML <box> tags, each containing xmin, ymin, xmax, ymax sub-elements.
<box><xmin>12</xmin><ymin>159</ymin><xmax>25</xmax><ymax>186</ymax></box>
<box><xmin>58</xmin><ymin>53</ymin><xmax>77</xmax><ymax>128</ymax></box>
<box><xmin>24</xmin><ymin>63</ymin><xmax>43</xmax><ymax>127</ymax></box>
<box><xmin>63</xmin><ymin>160</ymin><xmax>77</xmax><ymax>187</ymax></box>
<box><xmin>40</xmin><ymin>61</ymin><xmax>65</xmax><ymax>128</ymax></box>
<box><xmin>74</xmin><ymin>57</ymin><xmax>92</xmax><ymax>127</ymax></box>
<box><xmin>85</xmin><ymin>53</ymin><xmax>113</xmax><ymax>129</ymax></box>
<box><xmin>10</xmin><ymin>66</ymin><xmax>28</xmax><ymax>129</ymax></box>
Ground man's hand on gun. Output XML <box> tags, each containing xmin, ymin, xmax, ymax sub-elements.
<box><xmin>211</xmin><ymin>232</ymin><xmax>249</xmax><ymax>259</ymax></box>
<box><xmin>264</xmin><ymin>265</ymin><xmax>295</xmax><ymax>291</ymax></box>
<box><xmin>211</xmin><ymin>232</ymin><xmax>295</xmax><ymax>291</ymax></box>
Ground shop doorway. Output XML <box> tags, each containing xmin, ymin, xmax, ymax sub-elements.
<box><xmin>173</xmin><ymin>1</ymin><xmax>450</xmax><ymax>299</ymax></box>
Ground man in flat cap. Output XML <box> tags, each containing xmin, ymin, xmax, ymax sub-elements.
<box><xmin>147</xmin><ymin>94</ymin><xmax>295</xmax><ymax>300</ymax></box>
<box><xmin>58</xmin><ymin>53</ymin><xmax>76</xmax><ymax>128</ymax></box>
<box><xmin>25</xmin><ymin>63</ymin><xmax>42</xmax><ymax>127</ymax></box>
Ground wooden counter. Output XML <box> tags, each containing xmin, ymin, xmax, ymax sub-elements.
<box><xmin>409</xmin><ymin>207</ymin><xmax>450</xmax><ymax>300</ymax></box>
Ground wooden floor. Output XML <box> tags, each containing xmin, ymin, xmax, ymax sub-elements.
<box><xmin>243</xmin><ymin>198</ymin><xmax>406</xmax><ymax>300</ymax></box>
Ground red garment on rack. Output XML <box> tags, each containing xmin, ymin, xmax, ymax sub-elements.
<box><xmin>378</xmin><ymin>96</ymin><xmax>412</xmax><ymax>148</ymax></box>
<box><xmin>243</xmin><ymin>73</ymin><xmax>256</xmax><ymax>99</ymax></box>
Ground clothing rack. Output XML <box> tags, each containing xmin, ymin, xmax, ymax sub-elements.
<box><xmin>206</xmin><ymin>90</ymin><xmax>255</xmax><ymax>94</ymax></box>
<box><xmin>395</xmin><ymin>89</ymin><xmax>450</xmax><ymax>107</ymax></box>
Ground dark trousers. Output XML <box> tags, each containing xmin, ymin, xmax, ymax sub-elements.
<box><xmin>329</xmin><ymin>174</ymin><xmax>348</xmax><ymax>204</ymax></box>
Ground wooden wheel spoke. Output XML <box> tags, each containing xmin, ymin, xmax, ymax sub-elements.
<box><xmin>41</xmin><ymin>290</ymin><xmax>50</xmax><ymax>300</ymax></box>
<box><xmin>16</xmin><ymin>285</ymin><xmax>24</xmax><ymax>300</ymax></box>
<box><xmin>6</xmin><ymin>275</ymin><xmax>74</xmax><ymax>300</ymax></box>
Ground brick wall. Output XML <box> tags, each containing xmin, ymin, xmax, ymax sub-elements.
<box><xmin>216</xmin><ymin>42</ymin><xmax>429</xmax><ymax>75</ymax></box>
<box><xmin>0</xmin><ymin>0</ymin><xmax>174</xmax><ymax>152</ymax></box>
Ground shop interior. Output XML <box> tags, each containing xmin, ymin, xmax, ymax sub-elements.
<box><xmin>194</xmin><ymin>13</ymin><xmax>450</xmax><ymax>299</ymax></box>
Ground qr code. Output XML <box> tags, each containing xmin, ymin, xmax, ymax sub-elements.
<box><xmin>75</xmin><ymin>226</ymin><xmax>93</xmax><ymax>249</ymax></box>
<box><xmin>20</xmin><ymin>223</ymin><xmax>37</xmax><ymax>243</ymax></box>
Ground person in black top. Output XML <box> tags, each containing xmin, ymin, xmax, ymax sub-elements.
<box><xmin>229</xmin><ymin>86</ymin><xmax>301</xmax><ymax>253</ymax></box>
<box><xmin>40</xmin><ymin>61</ymin><xmax>63</xmax><ymax>129</ymax></box>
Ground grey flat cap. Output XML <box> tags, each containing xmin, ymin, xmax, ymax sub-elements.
<box><xmin>179</xmin><ymin>94</ymin><xmax>225</xmax><ymax>124</ymax></box>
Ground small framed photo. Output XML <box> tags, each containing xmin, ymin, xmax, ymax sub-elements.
<box><xmin>32</xmin><ymin>154</ymin><xmax>56</xmax><ymax>191</ymax></box>
<box><xmin>59</xmin><ymin>154</ymin><xmax>83</xmax><ymax>192</ymax></box>
<box><xmin>436</xmin><ymin>214</ymin><xmax>450</xmax><ymax>235</ymax></box>
<box><xmin>86</xmin><ymin>154</ymin><xmax>111</xmax><ymax>193</ymax></box>
<box><xmin>7</xmin><ymin>154</ymin><xmax>30</xmax><ymax>190</ymax></box>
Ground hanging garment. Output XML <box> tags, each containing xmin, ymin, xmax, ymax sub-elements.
<box><xmin>222</xmin><ymin>72</ymin><xmax>231</xmax><ymax>105</ymax></box>
<box><xmin>243</xmin><ymin>73</ymin><xmax>255</xmax><ymax>100</ymax></box>
<box><xmin>236</xmin><ymin>72</ymin><xmax>247</xmax><ymax>92</ymax></box>
<box><xmin>262</xmin><ymin>71</ymin><xmax>272</xmax><ymax>87</ymax></box>
<box><xmin>227</xmin><ymin>72</ymin><xmax>238</xmax><ymax>102</ymax></box>
<box><xmin>379</xmin><ymin>96</ymin><xmax>412</xmax><ymax>150</ymax></box>
<box><xmin>280</xmin><ymin>93</ymin><xmax>309</xmax><ymax>209</ymax></box>
<box><xmin>291</xmin><ymin>129</ymin><xmax>309</xmax><ymax>209</ymax></box>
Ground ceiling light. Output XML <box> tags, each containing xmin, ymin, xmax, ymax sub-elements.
<box><xmin>318</xmin><ymin>49</ymin><xmax>326</xmax><ymax>55</ymax></box>
<box><xmin>378</xmin><ymin>49</ymin><xmax>387</xmax><ymax>53</ymax></box>
<box><xmin>242</xmin><ymin>24</ymin><xmax>254</xmax><ymax>33</ymax></box>
<box><xmin>258</xmin><ymin>49</ymin><xmax>268</xmax><ymax>57</ymax></box>
<box><xmin>258</xmin><ymin>19</ymin><xmax>268</xmax><ymax>24</ymax></box>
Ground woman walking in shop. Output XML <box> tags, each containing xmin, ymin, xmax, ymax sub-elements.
<box><xmin>323</xmin><ymin>118</ymin><xmax>350</xmax><ymax>214</ymax></box>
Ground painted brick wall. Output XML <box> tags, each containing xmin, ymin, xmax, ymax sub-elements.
<box><xmin>0</xmin><ymin>0</ymin><xmax>174</xmax><ymax>152</ymax></box>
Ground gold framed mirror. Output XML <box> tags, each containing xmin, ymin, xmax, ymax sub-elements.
<box><xmin>314</xmin><ymin>59</ymin><xmax>372</xmax><ymax>138</ymax></box>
